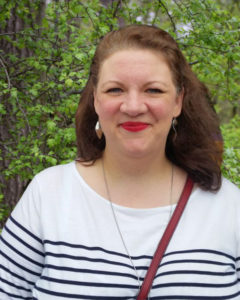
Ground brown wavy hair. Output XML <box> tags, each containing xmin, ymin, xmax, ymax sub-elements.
<box><xmin>75</xmin><ymin>24</ymin><xmax>222</xmax><ymax>191</ymax></box>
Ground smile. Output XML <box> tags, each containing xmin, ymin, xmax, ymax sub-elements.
<box><xmin>120</xmin><ymin>122</ymin><xmax>149</xmax><ymax>132</ymax></box>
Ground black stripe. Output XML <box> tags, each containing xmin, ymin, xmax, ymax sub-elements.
<box><xmin>0</xmin><ymin>236</ymin><xmax>44</xmax><ymax>268</ymax></box>
<box><xmin>4</xmin><ymin>225</ymin><xmax>44</xmax><ymax>257</ymax></box>
<box><xmin>0</xmin><ymin>250</ymin><xmax>41</xmax><ymax>277</ymax></box>
<box><xmin>45</xmin><ymin>252</ymin><xmax>148</xmax><ymax>270</ymax></box>
<box><xmin>10</xmin><ymin>216</ymin><xmax>42</xmax><ymax>244</ymax></box>
<box><xmin>0</xmin><ymin>277</ymin><xmax>31</xmax><ymax>292</ymax></box>
<box><xmin>160</xmin><ymin>259</ymin><xmax>235</xmax><ymax>270</ymax></box>
<box><xmin>152</xmin><ymin>279</ymin><xmax>239</xmax><ymax>289</ymax></box>
<box><xmin>155</xmin><ymin>269</ymin><xmax>235</xmax><ymax>279</ymax></box>
<box><xmin>0</xmin><ymin>264</ymin><xmax>35</xmax><ymax>285</ymax></box>
<box><xmin>35</xmin><ymin>285</ymin><xmax>131</xmax><ymax>299</ymax></box>
<box><xmin>15</xmin><ymin>265</ymin><xmax>235</xmax><ymax>292</ymax></box>
<box><xmin>43</xmin><ymin>242</ymin><xmax>238</xmax><ymax>266</ymax></box>
<box><xmin>45</xmin><ymin>264</ymin><xmax>138</xmax><ymax>280</ymax></box>
<box><xmin>43</xmin><ymin>240</ymin><xmax>151</xmax><ymax>260</ymax></box>
<box><xmin>0</xmin><ymin>287</ymin><xmax>32</xmax><ymax>299</ymax></box>
<box><xmin>40</xmin><ymin>275</ymin><xmax>138</xmax><ymax>289</ymax></box>
<box><xmin>164</xmin><ymin>249</ymin><xmax>235</xmax><ymax>262</ymax></box>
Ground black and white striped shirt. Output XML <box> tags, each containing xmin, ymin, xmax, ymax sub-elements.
<box><xmin>1</xmin><ymin>162</ymin><xmax>240</xmax><ymax>299</ymax></box>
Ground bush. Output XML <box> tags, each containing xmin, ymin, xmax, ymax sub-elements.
<box><xmin>221</xmin><ymin>115</ymin><xmax>240</xmax><ymax>188</ymax></box>
<box><xmin>0</xmin><ymin>0</ymin><xmax>239</xmax><ymax>227</ymax></box>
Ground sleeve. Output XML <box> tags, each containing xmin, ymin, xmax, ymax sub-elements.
<box><xmin>0</xmin><ymin>175</ymin><xmax>44</xmax><ymax>299</ymax></box>
<box><xmin>237</xmin><ymin>197</ymin><xmax>240</xmax><ymax>283</ymax></box>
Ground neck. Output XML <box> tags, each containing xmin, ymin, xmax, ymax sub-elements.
<box><xmin>102</xmin><ymin>147</ymin><xmax>172</xmax><ymax>182</ymax></box>
<box><xmin>100</xmin><ymin>148</ymin><xmax>175</xmax><ymax>209</ymax></box>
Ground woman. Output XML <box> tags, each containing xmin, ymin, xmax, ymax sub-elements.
<box><xmin>0</xmin><ymin>25</ymin><xmax>240</xmax><ymax>299</ymax></box>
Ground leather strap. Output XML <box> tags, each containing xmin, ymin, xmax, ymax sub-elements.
<box><xmin>137</xmin><ymin>177</ymin><xmax>194</xmax><ymax>300</ymax></box>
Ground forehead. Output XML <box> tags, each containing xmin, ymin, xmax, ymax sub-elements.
<box><xmin>102</xmin><ymin>48</ymin><xmax>167</xmax><ymax>66</ymax></box>
<box><xmin>97</xmin><ymin>49</ymin><xmax>174</xmax><ymax>86</ymax></box>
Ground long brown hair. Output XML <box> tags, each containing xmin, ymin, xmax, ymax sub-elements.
<box><xmin>75</xmin><ymin>24</ymin><xmax>222</xmax><ymax>191</ymax></box>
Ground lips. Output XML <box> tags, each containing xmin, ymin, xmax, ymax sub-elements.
<box><xmin>120</xmin><ymin>122</ymin><xmax>149</xmax><ymax>132</ymax></box>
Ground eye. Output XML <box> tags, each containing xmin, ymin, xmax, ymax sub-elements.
<box><xmin>146</xmin><ymin>88</ymin><xmax>163</xmax><ymax>94</ymax></box>
<box><xmin>106</xmin><ymin>88</ymin><xmax>123</xmax><ymax>94</ymax></box>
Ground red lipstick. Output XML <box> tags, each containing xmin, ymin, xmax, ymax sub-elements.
<box><xmin>121</xmin><ymin>122</ymin><xmax>149</xmax><ymax>132</ymax></box>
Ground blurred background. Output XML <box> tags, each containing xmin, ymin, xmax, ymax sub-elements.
<box><xmin>0</xmin><ymin>0</ymin><xmax>239</xmax><ymax>226</ymax></box>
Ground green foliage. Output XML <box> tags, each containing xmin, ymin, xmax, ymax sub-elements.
<box><xmin>221</xmin><ymin>115</ymin><xmax>240</xmax><ymax>188</ymax></box>
<box><xmin>0</xmin><ymin>0</ymin><xmax>118</xmax><ymax>180</ymax></box>
<box><xmin>0</xmin><ymin>0</ymin><xmax>123</xmax><ymax>225</ymax></box>
<box><xmin>0</xmin><ymin>0</ymin><xmax>239</xmax><ymax>226</ymax></box>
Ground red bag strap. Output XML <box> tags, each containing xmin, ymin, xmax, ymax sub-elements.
<box><xmin>137</xmin><ymin>176</ymin><xmax>194</xmax><ymax>300</ymax></box>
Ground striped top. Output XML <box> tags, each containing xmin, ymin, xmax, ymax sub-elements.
<box><xmin>0</xmin><ymin>161</ymin><xmax>240</xmax><ymax>299</ymax></box>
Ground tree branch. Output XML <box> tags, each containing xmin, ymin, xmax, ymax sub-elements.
<box><xmin>0</xmin><ymin>54</ymin><xmax>11</xmax><ymax>89</ymax></box>
<box><xmin>189</xmin><ymin>60</ymin><xmax>199</xmax><ymax>65</ymax></box>
<box><xmin>112</xmin><ymin>0</ymin><xmax>122</xmax><ymax>18</ymax></box>
<box><xmin>0</xmin><ymin>55</ymin><xmax>31</xmax><ymax>133</ymax></box>
<box><xmin>158</xmin><ymin>0</ymin><xmax>176</xmax><ymax>33</ymax></box>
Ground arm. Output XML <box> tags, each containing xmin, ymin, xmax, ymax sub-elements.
<box><xmin>237</xmin><ymin>199</ymin><xmax>240</xmax><ymax>283</ymax></box>
<box><xmin>0</xmin><ymin>176</ymin><xmax>44</xmax><ymax>299</ymax></box>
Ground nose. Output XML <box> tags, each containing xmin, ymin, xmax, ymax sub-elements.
<box><xmin>120</xmin><ymin>91</ymin><xmax>147</xmax><ymax>116</ymax></box>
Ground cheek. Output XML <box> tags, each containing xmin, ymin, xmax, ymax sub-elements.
<box><xmin>96</xmin><ymin>98</ymin><xmax>121</xmax><ymax>120</ymax></box>
<box><xmin>148</xmin><ymin>101</ymin><xmax>173</xmax><ymax>120</ymax></box>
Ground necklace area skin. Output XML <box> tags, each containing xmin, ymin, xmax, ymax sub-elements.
<box><xmin>101</xmin><ymin>158</ymin><xmax>174</xmax><ymax>298</ymax></box>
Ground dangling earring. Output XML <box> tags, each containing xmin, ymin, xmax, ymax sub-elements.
<box><xmin>172</xmin><ymin>117</ymin><xmax>178</xmax><ymax>141</ymax></box>
<box><xmin>95</xmin><ymin>120</ymin><xmax>103</xmax><ymax>139</ymax></box>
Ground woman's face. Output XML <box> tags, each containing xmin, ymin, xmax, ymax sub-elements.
<box><xmin>94</xmin><ymin>49</ymin><xmax>183</xmax><ymax>159</ymax></box>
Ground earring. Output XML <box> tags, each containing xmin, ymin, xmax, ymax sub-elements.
<box><xmin>95</xmin><ymin>120</ymin><xmax>103</xmax><ymax>139</ymax></box>
<box><xmin>172</xmin><ymin>117</ymin><xmax>178</xmax><ymax>141</ymax></box>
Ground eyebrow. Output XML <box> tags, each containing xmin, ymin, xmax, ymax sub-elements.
<box><xmin>101</xmin><ymin>80</ymin><xmax>169</xmax><ymax>88</ymax></box>
<box><xmin>143</xmin><ymin>81</ymin><xmax>169</xmax><ymax>87</ymax></box>
<box><xmin>101</xmin><ymin>80</ymin><xmax>123</xmax><ymax>87</ymax></box>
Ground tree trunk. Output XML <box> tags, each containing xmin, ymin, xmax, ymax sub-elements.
<box><xmin>0</xmin><ymin>1</ymin><xmax>46</xmax><ymax>226</ymax></box>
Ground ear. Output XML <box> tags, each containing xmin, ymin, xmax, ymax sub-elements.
<box><xmin>173</xmin><ymin>87</ymin><xmax>184</xmax><ymax>117</ymax></box>
<box><xmin>93</xmin><ymin>89</ymin><xmax>99</xmax><ymax>115</ymax></box>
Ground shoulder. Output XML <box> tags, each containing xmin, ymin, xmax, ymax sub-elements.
<box><xmin>192</xmin><ymin>177</ymin><xmax>240</xmax><ymax>212</ymax></box>
<box><xmin>18</xmin><ymin>161</ymin><xmax>77</xmax><ymax>202</ymax></box>
<box><xmin>187</xmin><ymin>178</ymin><xmax>240</xmax><ymax>232</ymax></box>
<box><xmin>21</xmin><ymin>161</ymin><xmax>78</xmax><ymax>198</ymax></box>
<box><xmin>218</xmin><ymin>177</ymin><xmax>240</xmax><ymax>201</ymax></box>
<box><xmin>34</xmin><ymin>161</ymin><xmax>76</xmax><ymax>185</ymax></box>
<box><xmin>195</xmin><ymin>177</ymin><xmax>240</xmax><ymax>198</ymax></box>
<box><xmin>36</xmin><ymin>160</ymin><xmax>75</xmax><ymax>177</ymax></box>
<box><xmin>190</xmin><ymin>177</ymin><xmax>240</xmax><ymax>208</ymax></box>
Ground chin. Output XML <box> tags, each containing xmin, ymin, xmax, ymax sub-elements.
<box><xmin>121</xmin><ymin>142</ymin><xmax>154</xmax><ymax>157</ymax></box>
